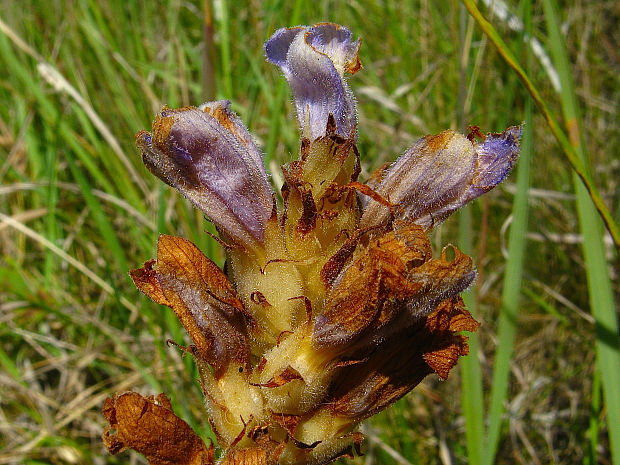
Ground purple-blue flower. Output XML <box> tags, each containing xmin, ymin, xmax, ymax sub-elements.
<box><xmin>136</xmin><ymin>100</ymin><xmax>274</xmax><ymax>250</ymax></box>
<box><xmin>360</xmin><ymin>126</ymin><xmax>522</xmax><ymax>229</ymax></box>
<box><xmin>265</xmin><ymin>23</ymin><xmax>361</xmax><ymax>140</ymax></box>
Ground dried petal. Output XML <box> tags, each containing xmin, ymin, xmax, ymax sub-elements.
<box><xmin>136</xmin><ymin>101</ymin><xmax>274</xmax><ymax>249</ymax></box>
<box><xmin>360</xmin><ymin>125</ymin><xmax>521</xmax><ymax>229</ymax></box>
<box><xmin>312</xmin><ymin>221</ymin><xmax>473</xmax><ymax>355</ymax></box>
<box><xmin>129</xmin><ymin>259</ymin><xmax>170</xmax><ymax>306</ymax></box>
<box><xmin>404</xmin><ymin>244</ymin><xmax>476</xmax><ymax>315</ymax></box>
<box><xmin>265</xmin><ymin>24</ymin><xmax>361</xmax><ymax>140</ymax></box>
<box><xmin>131</xmin><ymin>235</ymin><xmax>251</xmax><ymax>377</ymax></box>
<box><xmin>328</xmin><ymin>296</ymin><xmax>478</xmax><ymax>420</ymax></box>
<box><xmin>103</xmin><ymin>392</ymin><xmax>214</xmax><ymax>465</ymax></box>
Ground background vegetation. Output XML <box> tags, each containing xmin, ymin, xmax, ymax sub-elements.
<box><xmin>0</xmin><ymin>0</ymin><xmax>617</xmax><ymax>464</ymax></box>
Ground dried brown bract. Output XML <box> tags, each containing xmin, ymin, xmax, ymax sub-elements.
<box><xmin>103</xmin><ymin>392</ymin><xmax>213</xmax><ymax>465</ymax></box>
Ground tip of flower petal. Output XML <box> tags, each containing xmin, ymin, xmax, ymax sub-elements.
<box><xmin>304</xmin><ymin>23</ymin><xmax>362</xmax><ymax>75</ymax></box>
<box><xmin>473</xmin><ymin>124</ymin><xmax>522</xmax><ymax>192</ymax></box>
<box><xmin>265</xmin><ymin>26</ymin><xmax>305</xmax><ymax>66</ymax></box>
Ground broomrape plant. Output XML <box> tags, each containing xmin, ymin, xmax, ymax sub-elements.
<box><xmin>102</xmin><ymin>23</ymin><xmax>521</xmax><ymax>465</ymax></box>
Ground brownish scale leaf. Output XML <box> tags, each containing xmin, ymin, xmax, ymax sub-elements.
<box><xmin>404</xmin><ymin>244</ymin><xmax>475</xmax><ymax>311</ymax></box>
<box><xmin>156</xmin><ymin>235</ymin><xmax>252</xmax><ymax>376</ymax></box>
<box><xmin>130</xmin><ymin>259</ymin><xmax>170</xmax><ymax>306</ymax></box>
<box><xmin>327</xmin><ymin>296</ymin><xmax>478</xmax><ymax>420</ymax></box>
<box><xmin>281</xmin><ymin>163</ymin><xmax>318</xmax><ymax>236</ymax></box>
<box><xmin>270</xmin><ymin>411</ymin><xmax>301</xmax><ymax>435</ymax></box>
<box><xmin>254</xmin><ymin>366</ymin><xmax>303</xmax><ymax>388</ymax></box>
<box><xmin>102</xmin><ymin>392</ymin><xmax>213</xmax><ymax>465</ymax></box>
<box><xmin>156</xmin><ymin>234</ymin><xmax>246</xmax><ymax>312</ymax></box>
<box><xmin>423</xmin><ymin>296</ymin><xmax>480</xmax><ymax>379</ymax></box>
<box><xmin>320</xmin><ymin>229</ymin><xmax>364</xmax><ymax>287</ymax></box>
<box><xmin>131</xmin><ymin>235</ymin><xmax>252</xmax><ymax>377</ymax></box>
<box><xmin>313</xmin><ymin>221</ymin><xmax>438</xmax><ymax>350</ymax></box>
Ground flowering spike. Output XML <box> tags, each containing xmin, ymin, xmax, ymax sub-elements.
<box><xmin>136</xmin><ymin>101</ymin><xmax>274</xmax><ymax>250</ymax></box>
<box><xmin>265</xmin><ymin>23</ymin><xmax>361</xmax><ymax>140</ymax></box>
<box><xmin>107</xmin><ymin>22</ymin><xmax>520</xmax><ymax>465</ymax></box>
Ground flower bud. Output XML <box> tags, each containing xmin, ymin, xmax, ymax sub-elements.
<box><xmin>136</xmin><ymin>101</ymin><xmax>274</xmax><ymax>250</ymax></box>
<box><xmin>360</xmin><ymin>126</ymin><xmax>522</xmax><ymax>229</ymax></box>
<box><xmin>265</xmin><ymin>23</ymin><xmax>361</xmax><ymax>140</ymax></box>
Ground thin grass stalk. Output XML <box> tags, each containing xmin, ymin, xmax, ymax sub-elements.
<box><xmin>460</xmin><ymin>0</ymin><xmax>620</xmax><ymax>249</ymax></box>
<box><xmin>541</xmin><ymin>2</ymin><xmax>620</xmax><ymax>463</ymax></box>
<box><xmin>63</xmin><ymin>147</ymin><xmax>129</xmax><ymax>274</ymax></box>
<box><xmin>457</xmin><ymin>5</ymin><xmax>484</xmax><ymax>464</ymax></box>
<box><xmin>202</xmin><ymin>0</ymin><xmax>216</xmax><ymax>101</ymax></box>
<box><xmin>44</xmin><ymin>123</ymin><xmax>59</xmax><ymax>290</ymax></box>
<box><xmin>217</xmin><ymin>0</ymin><xmax>232</xmax><ymax>99</ymax></box>
<box><xmin>483</xmin><ymin>66</ymin><xmax>533</xmax><ymax>465</ymax></box>
<box><xmin>459</xmin><ymin>204</ymin><xmax>485</xmax><ymax>465</ymax></box>
<box><xmin>0</xmin><ymin>212</ymin><xmax>161</xmax><ymax>391</ymax></box>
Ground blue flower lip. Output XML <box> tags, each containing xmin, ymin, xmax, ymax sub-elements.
<box><xmin>265</xmin><ymin>23</ymin><xmax>361</xmax><ymax>141</ymax></box>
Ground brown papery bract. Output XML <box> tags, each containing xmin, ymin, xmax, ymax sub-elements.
<box><xmin>130</xmin><ymin>235</ymin><xmax>252</xmax><ymax>378</ymax></box>
<box><xmin>327</xmin><ymin>296</ymin><xmax>479</xmax><ymax>420</ymax></box>
<box><xmin>103</xmin><ymin>392</ymin><xmax>214</xmax><ymax>465</ymax></box>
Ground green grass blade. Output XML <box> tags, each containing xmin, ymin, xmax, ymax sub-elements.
<box><xmin>217</xmin><ymin>0</ymin><xmax>233</xmax><ymax>99</ymax></box>
<box><xmin>482</xmin><ymin>2</ymin><xmax>534</xmax><ymax>462</ymax></box>
<box><xmin>483</xmin><ymin>80</ymin><xmax>533</xmax><ymax>465</ymax></box>
<box><xmin>43</xmin><ymin>122</ymin><xmax>59</xmax><ymax>290</ymax></box>
<box><xmin>63</xmin><ymin>144</ymin><xmax>129</xmax><ymax>274</ymax></box>
<box><xmin>457</xmin><ymin>5</ymin><xmax>484</xmax><ymax>464</ymax></box>
<box><xmin>541</xmin><ymin>1</ymin><xmax>620</xmax><ymax>463</ymax></box>
<box><xmin>459</xmin><ymin>205</ymin><xmax>485</xmax><ymax>465</ymax></box>
<box><xmin>461</xmin><ymin>0</ymin><xmax>620</xmax><ymax>249</ymax></box>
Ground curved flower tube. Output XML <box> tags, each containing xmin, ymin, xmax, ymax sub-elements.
<box><xmin>265</xmin><ymin>23</ymin><xmax>361</xmax><ymax>140</ymax></box>
<box><xmin>136</xmin><ymin>100</ymin><xmax>274</xmax><ymax>250</ymax></box>
<box><xmin>360</xmin><ymin>125</ymin><xmax>522</xmax><ymax>229</ymax></box>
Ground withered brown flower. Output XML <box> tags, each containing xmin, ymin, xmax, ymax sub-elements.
<box><xmin>103</xmin><ymin>23</ymin><xmax>520</xmax><ymax>465</ymax></box>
